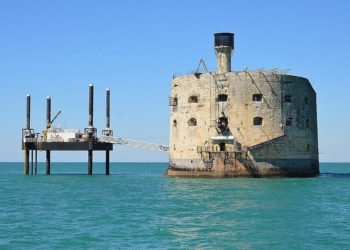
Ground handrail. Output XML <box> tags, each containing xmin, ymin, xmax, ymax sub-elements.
<box><xmin>197</xmin><ymin>145</ymin><xmax>237</xmax><ymax>153</ymax></box>
<box><xmin>248</xmin><ymin>134</ymin><xmax>286</xmax><ymax>150</ymax></box>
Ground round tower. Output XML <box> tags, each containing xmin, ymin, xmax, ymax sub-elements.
<box><xmin>214</xmin><ymin>32</ymin><xmax>234</xmax><ymax>73</ymax></box>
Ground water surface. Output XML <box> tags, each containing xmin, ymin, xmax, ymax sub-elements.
<box><xmin>0</xmin><ymin>162</ymin><xmax>349</xmax><ymax>249</ymax></box>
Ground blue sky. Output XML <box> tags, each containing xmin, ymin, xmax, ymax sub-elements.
<box><xmin>0</xmin><ymin>0</ymin><xmax>349</xmax><ymax>162</ymax></box>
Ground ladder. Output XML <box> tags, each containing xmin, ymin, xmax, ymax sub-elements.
<box><xmin>244</xmin><ymin>150</ymin><xmax>260</xmax><ymax>177</ymax></box>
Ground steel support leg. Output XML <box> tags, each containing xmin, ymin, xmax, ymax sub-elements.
<box><xmin>106</xmin><ymin>150</ymin><xmax>110</xmax><ymax>175</ymax></box>
<box><xmin>24</xmin><ymin>150</ymin><xmax>29</xmax><ymax>175</ymax></box>
<box><xmin>88</xmin><ymin>150</ymin><xmax>93</xmax><ymax>175</ymax></box>
<box><xmin>46</xmin><ymin>150</ymin><xmax>51</xmax><ymax>175</ymax></box>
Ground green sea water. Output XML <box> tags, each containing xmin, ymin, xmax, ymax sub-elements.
<box><xmin>0</xmin><ymin>162</ymin><xmax>349</xmax><ymax>249</ymax></box>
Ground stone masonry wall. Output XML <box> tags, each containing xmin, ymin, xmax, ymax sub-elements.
<box><xmin>167</xmin><ymin>71</ymin><xmax>319</xmax><ymax>177</ymax></box>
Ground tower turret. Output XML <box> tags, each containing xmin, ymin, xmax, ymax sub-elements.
<box><xmin>214</xmin><ymin>32</ymin><xmax>234</xmax><ymax>73</ymax></box>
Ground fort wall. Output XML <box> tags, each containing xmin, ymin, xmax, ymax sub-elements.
<box><xmin>166</xmin><ymin>71</ymin><xmax>319</xmax><ymax>177</ymax></box>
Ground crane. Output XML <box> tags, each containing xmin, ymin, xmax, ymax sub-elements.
<box><xmin>195</xmin><ymin>59</ymin><xmax>209</xmax><ymax>74</ymax></box>
<box><xmin>43</xmin><ymin>110</ymin><xmax>61</xmax><ymax>140</ymax></box>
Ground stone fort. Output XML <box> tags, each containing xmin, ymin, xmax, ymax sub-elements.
<box><xmin>165</xmin><ymin>32</ymin><xmax>319</xmax><ymax>177</ymax></box>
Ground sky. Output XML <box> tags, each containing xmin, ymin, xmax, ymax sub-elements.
<box><xmin>0</xmin><ymin>0</ymin><xmax>349</xmax><ymax>163</ymax></box>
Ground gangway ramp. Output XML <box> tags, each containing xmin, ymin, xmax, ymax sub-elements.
<box><xmin>99</xmin><ymin>136</ymin><xmax>169</xmax><ymax>152</ymax></box>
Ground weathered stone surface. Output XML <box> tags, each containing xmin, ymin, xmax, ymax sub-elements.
<box><xmin>166</xmin><ymin>71</ymin><xmax>319</xmax><ymax>177</ymax></box>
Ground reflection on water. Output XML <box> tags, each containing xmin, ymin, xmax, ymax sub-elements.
<box><xmin>158</xmin><ymin>165</ymin><xmax>350</xmax><ymax>248</ymax></box>
<box><xmin>161</xmin><ymin>178</ymin><xmax>304</xmax><ymax>248</ymax></box>
<box><xmin>318</xmin><ymin>173</ymin><xmax>350</xmax><ymax>178</ymax></box>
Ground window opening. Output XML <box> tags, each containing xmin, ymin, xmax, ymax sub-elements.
<box><xmin>169</xmin><ymin>97</ymin><xmax>178</xmax><ymax>106</ymax></box>
<box><xmin>188</xmin><ymin>118</ymin><xmax>197</xmax><ymax>126</ymax></box>
<box><xmin>305</xmin><ymin>98</ymin><xmax>309</xmax><ymax>105</ymax></box>
<box><xmin>188</xmin><ymin>96</ymin><xmax>198</xmax><ymax>103</ymax></box>
<box><xmin>219</xmin><ymin>142</ymin><xmax>226</xmax><ymax>152</ymax></box>
<box><xmin>253</xmin><ymin>94</ymin><xmax>262</xmax><ymax>101</ymax></box>
<box><xmin>173</xmin><ymin>120</ymin><xmax>177</xmax><ymax>127</ymax></box>
<box><xmin>217</xmin><ymin>117</ymin><xmax>228</xmax><ymax>129</ymax></box>
<box><xmin>306</xmin><ymin>119</ymin><xmax>309</xmax><ymax>128</ymax></box>
<box><xmin>218</xmin><ymin>94</ymin><xmax>228</xmax><ymax>102</ymax></box>
<box><xmin>214</xmin><ymin>33</ymin><xmax>233</xmax><ymax>47</ymax></box>
<box><xmin>253</xmin><ymin>117</ymin><xmax>263</xmax><ymax>126</ymax></box>
<box><xmin>218</xmin><ymin>36</ymin><xmax>229</xmax><ymax>46</ymax></box>
<box><xmin>285</xmin><ymin>95</ymin><xmax>292</xmax><ymax>102</ymax></box>
<box><xmin>286</xmin><ymin>118</ymin><xmax>292</xmax><ymax>126</ymax></box>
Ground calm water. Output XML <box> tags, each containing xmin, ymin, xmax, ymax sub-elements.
<box><xmin>0</xmin><ymin>162</ymin><xmax>349</xmax><ymax>249</ymax></box>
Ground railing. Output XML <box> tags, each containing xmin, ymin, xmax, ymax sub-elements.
<box><xmin>172</xmin><ymin>68</ymin><xmax>292</xmax><ymax>79</ymax></box>
<box><xmin>172</xmin><ymin>68</ymin><xmax>216</xmax><ymax>79</ymax></box>
<box><xmin>197</xmin><ymin>145</ymin><xmax>237</xmax><ymax>153</ymax></box>
<box><xmin>24</xmin><ymin>137</ymin><xmax>93</xmax><ymax>143</ymax></box>
<box><xmin>248</xmin><ymin>134</ymin><xmax>286</xmax><ymax>150</ymax></box>
<box><xmin>23</xmin><ymin>138</ymin><xmax>38</xmax><ymax>143</ymax></box>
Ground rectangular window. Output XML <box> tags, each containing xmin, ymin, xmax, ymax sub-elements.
<box><xmin>218</xmin><ymin>36</ymin><xmax>229</xmax><ymax>46</ymax></box>
<box><xmin>219</xmin><ymin>142</ymin><xmax>226</xmax><ymax>152</ymax></box>
<box><xmin>169</xmin><ymin>97</ymin><xmax>178</xmax><ymax>106</ymax></box>
<box><xmin>218</xmin><ymin>94</ymin><xmax>228</xmax><ymax>102</ymax></box>
<box><xmin>189</xmin><ymin>118</ymin><xmax>197</xmax><ymax>126</ymax></box>
<box><xmin>285</xmin><ymin>95</ymin><xmax>292</xmax><ymax>102</ymax></box>
<box><xmin>253</xmin><ymin>117</ymin><xmax>263</xmax><ymax>126</ymax></box>
<box><xmin>253</xmin><ymin>94</ymin><xmax>262</xmax><ymax>101</ymax></box>
<box><xmin>188</xmin><ymin>96</ymin><xmax>198</xmax><ymax>103</ymax></box>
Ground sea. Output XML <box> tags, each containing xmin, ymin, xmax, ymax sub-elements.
<box><xmin>0</xmin><ymin>162</ymin><xmax>349</xmax><ymax>249</ymax></box>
